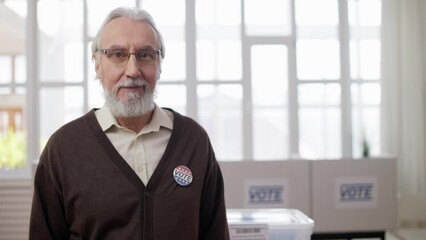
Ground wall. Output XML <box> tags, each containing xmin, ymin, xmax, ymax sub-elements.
<box><xmin>0</xmin><ymin>180</ymin><xmax>32</xmax><ymax>240</ymax></box>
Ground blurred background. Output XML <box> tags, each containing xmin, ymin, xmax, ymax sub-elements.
<box><xmin>0</xmin><ymin>0</ymin><xmax>425</xmax><ymax>239</ymax></box>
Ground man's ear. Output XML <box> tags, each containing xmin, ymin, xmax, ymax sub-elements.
<box><xmin>94</xmin><ymin>55</ymin><xmax>100</xmax><ymax>78</ymax></box>
<box><xmin>157</xmin><ymin>66</ymin><xmax>162</xmax><ymax>80</ymax></box>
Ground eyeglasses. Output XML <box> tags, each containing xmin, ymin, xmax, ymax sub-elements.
<box><xmin>98</xmin><ymin>48</ymin><xmax>161</xmax><ymax>64</ymax></box>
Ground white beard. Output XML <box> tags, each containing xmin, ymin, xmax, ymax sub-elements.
<box><xmin>103</xmin><ymin>79</ymin><xmax>156</xmax><ymax>118</ymax></box>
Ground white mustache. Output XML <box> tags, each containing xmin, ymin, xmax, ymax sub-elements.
<box><xmin>114</xmin><ymin>79</ymin><xmax>149</xmax><ymax>93</ymax></box>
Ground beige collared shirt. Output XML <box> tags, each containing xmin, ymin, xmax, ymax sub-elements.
<box><xmin>95</xmin><ymin>104</ymin><xmax>173</xmax><ymax>185</ymax></box>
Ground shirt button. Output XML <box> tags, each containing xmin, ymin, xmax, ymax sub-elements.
<box><xmin>137</xmin><ymin>165</ymin><xmax>145</xmax><ymax>173</ymax></box>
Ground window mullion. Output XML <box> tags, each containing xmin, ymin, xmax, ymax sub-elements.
<box><xmin>27</xmin><ymin>0</ymin><xmax>40</xmax><ymax>173</ymax></box>
<box><xmin>240</xmin><ymin>0</ymin><xmax>253</xmax><ymax>160</ymax></box>
<box><xmin>289</xmin><ymin>0</ymin><xmax>299</xmax><ymax>157</ymax></box>
<box><xmin>83</xmin><ymin>0</ymin><xmax>89</xmax><ymax>112</ymax></box>
<box><xmin>339</xmin><ymin>0</ymin><xmax>352</xmax><ymax>158</ymax></box>
<box><xmin>186</xmin><ymin>0</ymin><xmax>197</xmax><ymax>120</ymax></box>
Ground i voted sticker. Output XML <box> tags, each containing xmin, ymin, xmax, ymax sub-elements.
<box><xmin>173</xmin><ymin>165</ymin><xmax>193</xmax><ymax>187</ymax></box>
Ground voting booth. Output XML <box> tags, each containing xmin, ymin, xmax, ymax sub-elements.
<box><xmin>310</xmin><ymin>157</ymin><xmax>398</xmax><ymax>239</ymax></box>
<box><xmin>227</xmin><ymin>208</ymin><xmax>314</xmax><ymax>240</ymax></box>
<box><xmin>220</xmin><ymin>161</ymin><xmax>311</xmax><ymax>215</ymax></box>
<box><xmin>221</xmin><ymin>158</ymin><xmax>398</xmax><ymax>240</ymax></box>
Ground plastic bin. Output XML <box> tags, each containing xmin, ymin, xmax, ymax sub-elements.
<box><xmin>227</xmin><ymin>208</ymin><xmax>314</xmax><ymax>240</ymax></box>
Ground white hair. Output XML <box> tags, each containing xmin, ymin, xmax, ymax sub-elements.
<box><xmin>91</xmin><ymin>7</ymin><xmax>165</xmax><ymax>62</ymax></box>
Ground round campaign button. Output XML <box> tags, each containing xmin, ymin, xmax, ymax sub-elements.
<box><xmin>173</xmin><ymin>165</ymin><xmax>193</xmax><ymax>187</ymax></box>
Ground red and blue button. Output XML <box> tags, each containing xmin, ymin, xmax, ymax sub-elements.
<box><xmin>173</xmin><ymin>165</ymin><xmax>193</xmax><ymax>187</ymax></box>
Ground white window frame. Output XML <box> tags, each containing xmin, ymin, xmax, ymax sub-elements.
<box><xmin>0</xmin><ymin>0</ymin><xmax>381</xmax><ymax>178</ymax></box>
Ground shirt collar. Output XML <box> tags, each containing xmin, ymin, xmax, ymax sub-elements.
<box><xmin>95</xmin><ymin>104</ymin><xmax>173</xmax><ymax>133</ymax></box>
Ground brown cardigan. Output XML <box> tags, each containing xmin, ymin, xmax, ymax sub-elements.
<box><xmin>29</xmin><ymin>109</ymin><xmax>229</xmax><ymax>240</ymax></box>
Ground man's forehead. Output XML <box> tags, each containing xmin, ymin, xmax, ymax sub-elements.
<box><xmin>99</xmin><ymin>17</ymin><xmax>159</xmax><ymax>50</ymax></box>
<box><xmin>103</xmin><ymin>17</ymin><xmax>152</xmax><ymax>33</ymax></box>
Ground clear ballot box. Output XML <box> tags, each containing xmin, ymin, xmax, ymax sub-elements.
<box><xmin>227</xmin><ymin>208</ymin><xmax>314</xmax><ymax>240</ymax></box>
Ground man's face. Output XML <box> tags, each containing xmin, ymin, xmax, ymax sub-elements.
<box><xmin>95</xmin><ymin>17</ymin><xmax>161</xmax><ymax>105</ymax></box>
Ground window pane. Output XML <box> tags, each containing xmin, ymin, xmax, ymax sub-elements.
<box><xmin>299</xmin><ymin>83</ymin><xmax>341</xmax><ymax>159</ymax></box>
<box><xmin>196</xmin><ymin>41</ymin><xmax>215</xmax><ymax>80</ymax></box>
<box><xmin>87</xmin><ymin>0</ymin><xmax>136</xmax><ymax>36</ymax></box>
<box><xmin>349</xmin><ymin>40</ymin><xmax>360</xmax><ymax>79</ymax></box>
<box><xmin>359</xmin><ymin>40</ymin><xmax>380</xmax><ymax>80</ymax></box>
<box><xmin>197</xmin><ymin>0</ymin><xmax>240</xmax><ymax>26</ymax></box>
<box><xmin>295</xmin><ymin>0</ymin><xmax>338</xmax><ymax>26</ymax></box>
<box><xmin>348</xmin><ymin>0</ymin><xmax>381</xmax><ymax>26</ymax></box>
<box><xmin>348</xmin><ymin>0</ymin><xmax>381</xmax><ymax>81</ymax></box>
<box><xmin>197</xmin><ymin>40</ymin><xmax>242</xmax><ymax>81</ymax></box>
<box><xmin>351</xmin><ymin>83</ymin><xmax>381</xmax><ymax>106</ymax></box>
<box><xmin>349</xmin><ymin>0</ymin><xmax>381</xmax><ymax>158</ymax></box>
<box><xmin>0</xmin><ymin>93</ymin><xmax>26</xmax><ymax>170</ymax></box>
<box><xmin>0</xmin><ymin>56</ymin><xmax>12</xmax><ymax>83</ymax></box>
<box><xmin>40</xmin><ymin>87</ymin><xmax>84</xmax><ymax>150</ymax></box>
<box><xmin>350</xmin><ymin>40</ymin><xmax>380</xmax><ymax>80</ymax></box>
<box><xmin>254</xmin><ymin>109</ymin><xmax>288</xmax><ymax>160</ymax></box>
<box><xmin>87</xmin><ymin>42</ymin><xmax>104</xmax><ymax>109</ymax></box>
<box><xmin>64</xmin><ymin>41</ymin><xmax>84</xmax><ymax>82</ymax></box>
<box><xmin>244</xmin><ymin>0</ymin><xmax>291</xmax><ymax>36</ymax></box>
<box><xmin>351</xmin><ymin>83</ymin><xmax>380</xmax><ymax>158</ymax></box>
<box><xmin>38</xmin><ymin>0</ymin><xmax>84</xmax><ymax>82</ymax></box>
<box><xmin>142</xmin><ymin>0</ymin><xmax>185</xmax><ymax>26</ymax></box>
<box><xmin>88</xmin><ymin>78</ymin><xmax>104</xmax><ymax>109</ymax></box>
<box><xmin>352</xmin><ymin>107</ymin><xmax>380</xmax><ymax>158</ymax></box>
<box><xmin>298</xmin><ymin>83</ymin><xmax>340</xmax><ymax>106</ymax></box>
<box><xmin>0</xmin><ymin>56</ymin><xmax>27</xmax><ymax>83</ymax></box>
<box><xmin>217</xmin><ymin>41</ymin><xmax>242</xmax><ymax>80</ymax></box>
<box><xmin>161</xmin><ymin>41</ymin><xmax>186</xmax><ymax>81</ymax></box>
<box><xmin>143</xmin><ymin>0</ymin><xmax>186</xmax><ymax>81</ymax></box>
<box><xmin>0</xmin><ymin>93</ymin><xmax>26</xmax><ymax>133</ymax></box>
<box><xmin>297</xmin><ymin>40</ymin><xmax>340</xmax><ymax>80</ymax></box>
<box><xmin>299</xmin><ymin>108</ymin><xmax>341</xmax><ymax>159</ymax></box>
<box><xmin>0</xmin><ymin>89</ymin><xmax>12</xmax><ymax>94</ymax></box>
<box><xmin>196</xmin><ymin>0</ymin><xmax>241</xmax><ymax>81</ymax></box>
<box><xmin>15</xmin><ymin>55</ymin><xmax>26</xmax><ymax>83</ymax></box>
<box><xmin>156</xmin><ymin>85</ymin><xmax>186</xmax><ymax>114</ymax></box>
<box><xmin>1</xmin><ymin>1</ymin><xmax>28</xmax><ymax>171</ymax></box>
<box><xmin>251</xmin><ymin>45</ymin><xmax>288</xmax><ymax>106</ymax></box>
<box><xmin>252</xmin><ymin>45</ymin><xmax>289</xmax><ymax>160</ymax></box>
<box><xmin>197</xmin><ymin>85</ymin><xmax>242</xmax><ymax>161</ymax></box>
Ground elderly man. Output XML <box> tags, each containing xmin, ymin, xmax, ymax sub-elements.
<box><xmin>29</xmin><ymin>7</ymin><xmax>229</xmax><ymax>240</ymax></box>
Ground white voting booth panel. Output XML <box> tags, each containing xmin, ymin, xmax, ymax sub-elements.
<box><xmin>227</xmin><ymin>208</ymin><xmax>314</xmax><ymax>240</ymax></box>
<box><xmin>220</xmin><ymin>161</ymin><xmax>311</xmax><ymax>215</ymax></box>
<box><xmin>311</xmin><ymin>157</ymin><xmax>398</xmax><ymax>233</ymax></box>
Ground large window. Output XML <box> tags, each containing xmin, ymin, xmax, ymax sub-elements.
<box><xmin>0</xmin><ymin>0</ymin><xmax>27</xmax><ymax>176</ymax></box>
<box><xmin>0</xmin><ymin>0</ymin><xmax>382</xmax><ymax>176</ymax></box>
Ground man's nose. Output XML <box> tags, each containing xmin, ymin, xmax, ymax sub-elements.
<box><xmin>125</xmin><ymin>55</ymin><xmax>141</xmax><ymax>78</ymax></box>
